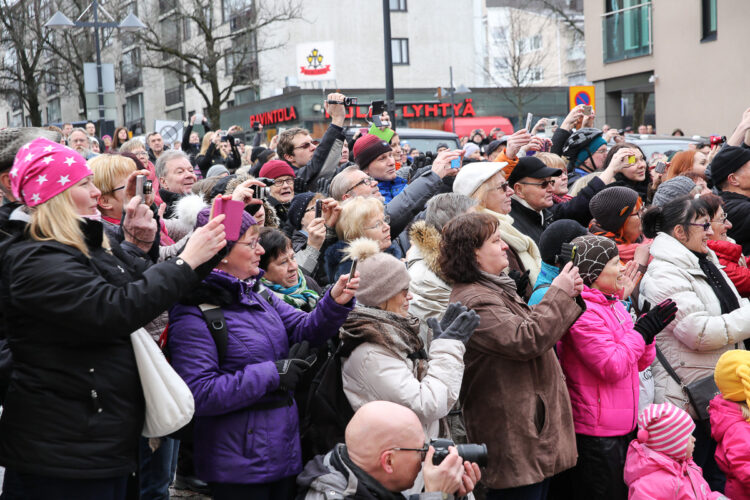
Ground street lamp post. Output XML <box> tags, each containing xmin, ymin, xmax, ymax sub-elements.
<box><xmin>442</xmin><ymin>66</ymin><xmax>471</xmax><ymax>134</ymax></box>
<box><xmin>45</xmin><ymin>2</ymin><xmax>145</xmax><ymax>135</ymax></box>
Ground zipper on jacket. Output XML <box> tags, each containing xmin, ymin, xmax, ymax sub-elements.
<box><xmin>90</xmin><ymin>389</ymin><xmax>103</xmax><ymax>414</ymax></box>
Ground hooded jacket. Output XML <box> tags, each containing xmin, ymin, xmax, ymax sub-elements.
<box><xmin>450</xmin><ymin>275</ymin><xmax>584</xmax><ymax>489</ymax></box>
<box><xmin>639</xmin><ymin>233</ymin><xmax>750</xmax><ymax>417</ymax></box>
<box><xmin>707</xmin><ymin>239</ymin><xmax>750</xmax><ymax>298</ymax></box>
<box><xmin>709</xmin><ymin>395</ymin><xmax>750</xmax><ymax>500</ymax></box>
<box><xmin>167</xmin><ymin>269</ymin><xmax>354</xmax><ymax>484</ymax></box>
<box><xmin>406</xmin><ymin>221</ymin><xmax>452</xmax><ymax>324</ymax></box>
<box><xmin>623</xmin><ymin>440</ymin><xmax>726</xmax><ymax>499</ymax></box>
<box><xmin>0</xmin><ymin>220</ymin><xmax>201</xmax><ymax>478</ymax></box>
<box><xmin>559</xmin><ymin>286</ymin><xmax>655</xmax><ymax>437</ymax></box>
<box><xmin>528</xmin><ymin>261</ymin><xmax>560</xmax><ymax>306</ymax></box>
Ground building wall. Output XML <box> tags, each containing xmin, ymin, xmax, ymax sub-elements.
<box><xmin>584</xmin><ymin>0</ymin><xmax>750</xmax><ymax>136</ymax></box>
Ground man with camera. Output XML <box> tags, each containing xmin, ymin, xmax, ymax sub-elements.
<box><xmin>276</xmin><ymin>92</ymin><xmax>349</xmax><ymax>192</ymax></box>
<box><xmin>298</xmin><ymin>401</ymin><xmax>481</xmax><ymax>500</ymax></box>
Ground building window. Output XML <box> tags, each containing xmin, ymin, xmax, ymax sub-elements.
<box><xmin>602</xmin><ymin>1</ymin><xmax>652</xmax><ymax>63</ymax></box>
<box><xmin>46</xmin><ymin>98</ymin><xmax>61</xmax><ymax>124</ymax></box>
<box><xmin>164</xmin><ymin>70</ymin><xmax>183</xmax><ymax>107</ymax></box>
<box><xmin>159</xmin><ymin>0</ymin><xmax>176</xmax><ymax>14</ymax></box>
<box><xmin>702</xmin><ymin>0</ymin><xmax>717</xmax><ymax>41</ymax></box>
<box><xmin>528</xmin><ymin>67</ymin><xmax>544</xmax><ymax>83</ymax></box>
<box><xmin>225</xmin><ymin>50</ymin><xmax>258</xmax><ymax>84</ymax></box>
<box><xmin>518</xmin><ymin>35</ymin><xmax>542</xmax><ymax>53</ymax></box>
<box><xmin>183</xmin><ymin>17</ymin><xmax>191</xmax><ymax>40</ymax></box>
<box><xmin>161</xmin><ymin>17</ymin><xmax>181</xmax><ymax>50</ymax></box>
<box><xmin>389</xmin><ymin>0</ymin><xmax>407</xmax><ymax>11</ymax></box>
<box><xmin>125</xmin><ymin>93</ymin><xmax>144</xmax><ymax>129</ymax></box>
<box><xmin>391</xmin><ymin>38</ymin><xmax>409</xmax><ymax>65</ymax></box>
<box><xmin>222</xmin><ymin>0</ymin><xmax>253</xmax><ymax>31</ymax></box>
<box><xmin>121</xmin><ymin>49</ymin><xmax>142</xmax><ymax>91</ymax></box>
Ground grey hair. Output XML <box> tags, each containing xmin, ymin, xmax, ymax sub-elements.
<box><xmin>155</xmin><ymin>149</ymin><xmax>190</xmax><ymax>179</ymax></box>
<box><xmin>119</xmin><ymin>137</ymin><xmax>146</xmax><ymax>154</ymax></box>
<box><xmin>425</xmin><ymin>193</ymin><xmax>478</xmax><ymax>231</ymax></box>
<box><xmin>329</xmin><ymin>165</ymin><xmax>363</xmax><ymax>201</ymax></box>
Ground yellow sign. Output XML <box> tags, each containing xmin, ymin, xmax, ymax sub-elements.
<box><xmin>569</xmin><ymin>86</ymin><xmax>595</xmax><ymax>111</ymax></box>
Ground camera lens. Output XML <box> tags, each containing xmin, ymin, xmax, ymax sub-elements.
<box><xmin>456</xmin><ymin>443</ymin><xmax>488</xmax><ymax>468</ymax></box>
<box><xmin>142</xmin><ymin>179</ymin><xmax>153</xmax><ymax>195</ymax></box>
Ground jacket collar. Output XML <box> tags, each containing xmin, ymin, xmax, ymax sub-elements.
<box><xmin>581</xmin><ymin>285</ymin><xmax>618</xmax><ymax>305</ymax></box>
<box><xmin>649</xmin><ymin>232</ymin><xmax>720</xmax><ymax>275</ymax></box>
<box><xmin>203</xmin><ymin>268</ymin><xmax>265</xmax><ymax>306</ymax></box>
<box><xmin>511</xmin><ymin>197</ymin><xmax>550</xmax><ymax>226</ymax></box>
<box><xmin>407</xmin><ymin>221</ymin><xmax>443</xmax><ymax>277</ymax></box>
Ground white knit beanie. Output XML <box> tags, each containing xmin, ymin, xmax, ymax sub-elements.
<box><xmin>637</xmin><ymin>403</ymin><xmax>695</xmax><ymax>460</ymax></box>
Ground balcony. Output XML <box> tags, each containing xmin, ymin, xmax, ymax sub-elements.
<box><xmin>122</xmin><ymin>73</ymin><xmax>142</xmax><ymax>92</ymax></box>
<box><xmin>165</xmin><ymin>85</ymin><xmax>184</xmax><ymax>106</ymax></box>
<box><xmin>602</xmin><ymin>2</ymin><xmax>652</xmax><ymax>63</ymax></box>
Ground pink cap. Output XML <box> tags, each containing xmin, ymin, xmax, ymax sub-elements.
<box><xmin>10</xmin><ymin>138</ymin><xmax>92</xmax><ymax>207</ymax></box>
<box><xmin>637</xmin><ymin>403</ymin><xmax>695</xmax><ymax>460</ymax></box>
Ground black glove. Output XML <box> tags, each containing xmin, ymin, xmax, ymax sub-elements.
<box><xmin>508</xmin><ymin>269</ymin><xmax>530</xmax><ymax>298</ymax></box>
<box><xmin>634</xmin><ymin>298</ymin><xmax>678</xmax><ymax>345</ymax></box>
<box><xmin>427</xmin><ymin>307</ymin><xmax>481</xmax><ymax>345</ymax></box>
<box><xmin>274</xmin><ymin>341</ymin><xmax>316</xmax><ymax>391</ymax></box>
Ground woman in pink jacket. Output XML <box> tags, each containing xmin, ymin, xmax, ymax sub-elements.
<box><xmin>710</xmin><ymin>349</ymin><xmax>750</xmax><ymax>500</ymax></box>
<box><xmin>559</xmin><ymin>235</ymin><xmax>677</xmax><ymax>499</ymax></box>
<box><xmin>624</xmin><ymin>403</ymin><xmax>726</xmax><ymax>499</ymax></box>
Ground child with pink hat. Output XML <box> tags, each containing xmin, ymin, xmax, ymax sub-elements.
<box><xmin>624</xmin><ymin>403</ymin><xmax>726</xmax><ymax>499</ymax></box>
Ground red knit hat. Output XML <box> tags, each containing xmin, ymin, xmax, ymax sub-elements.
<box><xmin>637</xmin><ymin>403</ymin><xmax>695</xmax><ymax>460</ymax></box>
<box><xmin>259</xmin><ymin>160</ymin><xmax>295</xmax><ymax>179</ymax></box>
<box><xmin>353</xmin><ymin>133</ymin><xmax>392</xmax><ymax>170</ymax></box>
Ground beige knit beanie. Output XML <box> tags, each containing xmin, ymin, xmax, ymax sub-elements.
<box><xmin>344</xmin><ymin>238</ymin><xmax>410</xmax><ymax>307</ymax></box>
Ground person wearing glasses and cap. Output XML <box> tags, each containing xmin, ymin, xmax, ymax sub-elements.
<box><xmin>639</xmin><ymin>194</ymin><xmax>750</xmax><ymax>490</ymax></box>
<box><xmin>259</xmin><ymin>160</ymin><xmax>298</xmax><ymax>226</ymax></box>
<box><xmin>298</xmin><ymin>401</ymin><xmax>481</xmax><ymax>499</ymax></box>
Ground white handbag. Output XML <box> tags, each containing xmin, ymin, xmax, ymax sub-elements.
<box><xmin>131</xmin><ymin>328</ymin><xmax>195</xmax><ymax>438</ymax></box>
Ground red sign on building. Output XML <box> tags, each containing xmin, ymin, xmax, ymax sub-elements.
<box><xmin>325</xmin><ymin>98</ymin><xmax>476</xmax><ymax>120</ymax></box>
<box><xmin>250</xmin><ymin>106</ymin><xmax>298</xmax><ymax>126</ymax></box>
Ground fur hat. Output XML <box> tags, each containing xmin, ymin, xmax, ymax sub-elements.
<box><xmin>570</xmin><ymin>234</ymin><xmax>619</xmax><ymax>286</ymax></box>
<box><xmin>637</xmin><ymin>403</ymin><xmax>695</xmax><ymax>460</ymax></box>
<box><xmin>344</xmin><ymin>238</ymin><xmax>410</xmax><ymax>307</ymax></box>
<box><xmin>714</xmin><ymin>349</ymin><xmax>750</xmax><ymax>422</ymax></box>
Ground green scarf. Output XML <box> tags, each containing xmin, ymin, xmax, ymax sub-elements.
<box><xmin>261</xmin><ymin>270</ymin><xmax>319</xmax><ymax>312</ymax></box>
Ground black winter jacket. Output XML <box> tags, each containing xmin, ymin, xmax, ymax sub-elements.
<box><xmin>0</xmin><ymin>220</ymin><xmax>201</xmax><ymax>478</ymax></box>
<box><xmin>721</xmin><ymin>190</ymin><xmax>750</xmax><ymax>255</ymax></box>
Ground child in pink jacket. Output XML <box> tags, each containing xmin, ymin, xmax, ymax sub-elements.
<box><xmin>559</xmin><ymin>235</ymin><xmax>677</xmax><ymax>499</ymax></box>
<box><xmin>625</xmin><ymin>403</ymin><xmax>727</xmax><ymax>499</ymax></box>
<box><xmin>710</xmin><ymin>349</ymin><xmax>750</xmax><ymax>500</ymax></box>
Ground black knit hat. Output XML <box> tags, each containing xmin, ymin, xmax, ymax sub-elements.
<box><xmin>589</xmin><ymin>186</ymin><xmax>641</xmax><ymax>233</ymax></box>
<box><xmin>287</xmin><ymin>191</ymin><xmax>318</xmax><ymax>231</ymax></box>
<box><xmin>711</xmin><ymin>146</ymin><xmax>750</xmax><ymax>188</ymax></box>
<box><xmin>571</xmin><ymin>235</ymin><xmax>619</xmax><ymax>287</ymax></box>
<box><xmin>251</xmin><ymin>146</ymin><xmax>267</xmax><ymax>163</ymax></box>
<box><xmin>538</xmin><ymin>219</ymin><xmax>588</xmax><ymax>266</ymax></box>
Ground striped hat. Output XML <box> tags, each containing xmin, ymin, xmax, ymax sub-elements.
<box><xmin>637</xmin><ymin>403</ymin><xmax>695</xmax><ymax>460</ymax></box>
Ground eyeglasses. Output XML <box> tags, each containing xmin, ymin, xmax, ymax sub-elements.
<box><xmin>712</xmin><ymin>214</ymin><xmax>728</xmax><ymax>224</ymax></box>
<box><xmin>294</xmin><ymin>142</ymin><xmax>315</xmax><ymax>151</ymax></box>
<box><xmin>390</xmin><ymin>442</ymin><xmax>429</xmax><ymax>462</ymax></box>
<box><xmin>364</xmin><ymin>215</ymin><xmax>391</xmax><ymax>231</ymax></box>
<box><xmin>109</xmin><ymin>185</ymin><xmax>126</xmax><ymax>194</ymax></box>
<box><xmin>346</xmin><ymin>176</ymin><xmax>376</xmax><ymax>193</ymax></box>
<box><xmin>235</xmin><ymin>238</ymin><xmax>260</xmax><ymax>249</ymax></box>
<box><xmin>273</xmin><ymin>178</ymin><xmax>295</xmax><ymax>187</ymax></box>
<box><xmin>495</xmin><ymin>181</ymin><xmax>510</xmax><ymax>191</ymax></box>
<box><xmin>516</xmin><ymin>179</ymin><xmax>554</xmax><ymax>189</ymax></box>
<box><xmin>688</xmin><ymin>222</ymin><xmax>712</xmax><ymax>231</ymax></box>
<box><xmin>134</xmin><ymin>151</ymin><xmax>149</xmax><ymax>157</ymax></box>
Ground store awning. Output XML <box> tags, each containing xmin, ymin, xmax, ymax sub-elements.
<box><xmin>443</xmin><ymin>116</ymin><xmax>514</xmax><ymax>137</ymax></box>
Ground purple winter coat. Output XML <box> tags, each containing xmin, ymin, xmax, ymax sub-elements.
<box><xmin>167</xmin><ymin>269</ymin><xmax>354</xmax><ymax>484</ymax></box>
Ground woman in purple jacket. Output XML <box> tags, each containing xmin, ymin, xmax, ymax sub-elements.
<box><xmin>167</xmin><ymin>207</ymin><xmax>359</xmax><ymax>500</ymax></box>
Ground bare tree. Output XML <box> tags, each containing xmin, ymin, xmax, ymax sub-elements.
<box><xmin>136</xmin><ymin>0</ymin><xmax>302</xmax><ymax>126</ymax></box>
<box><xmin>528</xmin><ymin>0</ymin><xmax>584</xmax><ymax>37</ymax></box>
<box><xmin>0</xmin><ymin>0</ymin><xmax>54</xmax><ymax>126</ymax></box>
<box><xmin>485</xmin><ymin>8</ymin><xmax>549</xmax><ymax>125</ymax></box>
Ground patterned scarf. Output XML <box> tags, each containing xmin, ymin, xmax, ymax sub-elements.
<box><xmin>340</xmin><ymin>304</ymin><xmax>428</xmax><ymax>380</ymax></box>
<box><xmin>261</xmin><ymin>270</ymin><xmax>319</xmax><ymax>312</ymax></box>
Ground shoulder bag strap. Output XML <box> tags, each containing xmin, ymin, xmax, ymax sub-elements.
<box><xmin>654</xmin><ymin>344</ymin><xmax>683</xmax><ymax>387</ymax></box>
<box><xmin>199</xmin><ymin>303</ymin><xmax>228</xmax><ymax>365</ymax></box>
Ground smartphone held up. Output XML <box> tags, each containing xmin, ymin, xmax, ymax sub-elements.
<box><xmin>210</xmin><ymin>196</ymin><xmax>245</xmax><ymax>241</ymax></box>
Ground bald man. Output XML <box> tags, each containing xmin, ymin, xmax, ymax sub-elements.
<box><xmin>297</xmin><ymin>401</ymin><xmax>480</xmax><ymax>499</ymax></box>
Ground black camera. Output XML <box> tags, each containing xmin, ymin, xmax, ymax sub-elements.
<box><xmin>135</xmin><ymin>175</ymin><xmax>152</xmax><ymax>203</ymax></box>
<box><xmin>252</xmin><ymin>121</ymin><xmax>261</xmax><ymax>131</ymax></box>
<box><xmin>430</xmin><ymin>438</ymin><xmax>487</xmax><ymax>468</ymax></box>
<box><xmin>326</xmin><ymin>97</ymin><xmax>357</xmax><ymax>106</ymax></box>
<box><xmin>252</xmin><ymin>177</ymin><xmax>275</xmax><ymax>200</ymax></box>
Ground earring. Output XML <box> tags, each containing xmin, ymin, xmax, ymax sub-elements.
<box><xmin>221</xmin><ymin>259</ymin><xmax>228</xmax><ymax>264</ymax></box>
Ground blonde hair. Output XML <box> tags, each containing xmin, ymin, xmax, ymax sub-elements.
<box><xmin>336</xmin><ymin>197</ymin><xmax>384</xmax><ymax>241</ymax></box>
<box><xmin>89</xmin><ymin>154</ymin><xmax>137</xmax><ymax>194</ymax></box>
<box><xmin>569</xmin><ymin>171</ymin><xmax>603</xmax><ymax>197</ymax></box>
<box><xmin>199</xmin><ymin>132</ymin><xmax>214</xmax><ymax>156</ymax></box>
<box><xmin>472</xmin><ymin>171</ymin><xmax>506</xmax><ymax>208</ymax></box>
<box><xmin>534</xmin><ymin>152</ymin><xmax>566</xmax><ymax>171</ymax></box>
<box><xmin>119</xmin><ymin>138</ymin><xmax>146</xmax><ymax>154</ymax></box>
<box><xmin>29</xmin><ymin>188</ymin><xmax>91</xmax><ymax>257</ymax></box>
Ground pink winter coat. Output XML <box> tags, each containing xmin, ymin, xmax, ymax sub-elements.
<box><xmin>709</xmin><ymin>395</ymin><xmax>750</xmax><ymax>500</ymax></box>
<box><xmin>624</xmin><ymin>440</ymin><xmax>726</xmax><ymax>499</ymax></box>
<box><xmin>558</xmin><ymin>286</ymin><xmax>655</xmax><ymax>436</ymax></box>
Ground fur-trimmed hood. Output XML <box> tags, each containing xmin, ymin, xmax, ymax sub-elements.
<box><xmin>408</xmin><ymin>220</ymin><xmax>443</xmax><ymax>278</ymax></box>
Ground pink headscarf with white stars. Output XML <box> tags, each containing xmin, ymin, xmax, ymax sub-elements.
<box><xmin>10</xmin><ymin>137</ymin><xmax>92</xmax><ymax>207</ymax></box>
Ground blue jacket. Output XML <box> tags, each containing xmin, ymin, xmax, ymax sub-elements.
<box><xmin>167</xmin><ymin>269</ymin><xmax>354</xmax><ymax>484</ymax></box>
<box><xmin>528</xmin><ymin>261</ymin><xmax>560</xmax><ymax>306</ymax></box>
<box><xmin>378</xmin><ymin>177</ymin><xmax>408</xmax><ymax>203</ymax></box>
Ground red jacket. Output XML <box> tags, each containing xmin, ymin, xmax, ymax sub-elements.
<box><xmin>710</xmin><ymin>395</ymin><xmax>750</xmax><ymax>500</ymax></box>
<box><xmin>707</xmin><ymin>239</ymin><xmax>750</xmax><ymax>297</ymax></box>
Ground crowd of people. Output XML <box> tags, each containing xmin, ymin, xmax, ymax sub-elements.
<box><xmin>1</xmin><ymin>96</ymin><xmax>750</xmax><ymax>500</ymax></box>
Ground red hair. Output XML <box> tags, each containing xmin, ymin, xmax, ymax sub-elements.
<box><xmin>663</xmin><ymin>150</ymin><xmax>696</xmax><ymax>181</ymax></box>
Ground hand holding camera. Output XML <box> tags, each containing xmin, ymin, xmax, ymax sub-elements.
<box><xmin>561</xmin><ymin>104</ymin><xmax>586</xmax><ymax>131</ymax></box>
<box><xmin>230</xmin><ymin>178</ymin><xmax>266</xmax><ymax>206</ymax></box>
<box><xmin>423</xmin><ymin>440</ymin><xmax>486</xmax><ymax>496</ymax></box>
<box><xmin>431</xmin><ymin>149</ymin><xmax>463</xmax><ymax>178</ymax></box>
<box><xmin>505</xmin><ymin>128</ymin><xmax>533</xmax><ymax>159</ymax></box>
<box><xmin>330</xmin><ymin>270</ymin><xmax>360</xmax><ymax>305</ymax></box>
<box><xmin>611</xmin><ymin>148</ymin><xmax>637</xmax><ymax>172</ymax></box>
<box><xmin>324</xmin><ymin>92</ymin><xmax>350</xmax><ymax>127</ymax></box>
<box><xmin>551</xmin><ymin>262</ymin><xmax>583</xmax><ymax>298</ymax></box>
<box><xmin>122</xmin><ymin>195</ymin><xmax>158</xmax><ymax>252</ymax></box>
